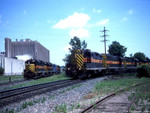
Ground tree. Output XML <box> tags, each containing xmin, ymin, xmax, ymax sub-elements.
<box><xmin>0</xmin><ymin>67</ymin><xmax>4</xmax><ymax>75</ymax></box>
<box><xmin>63</xmin><ymin>36</ymin><xmax>87</xmax><ymax>64</ymax></box>
<box><xmin>108</xmin><ymin>41</ymin><xmax>127</xmax><ymax>57</ymax></box>
<box><xmin>69</xmin><ymin>36</ymin><xmax>87</xmax><ymax>51</ymax></box>
<box><xmin>133</xmin><ymin>52</ymin><xmax>146</xmax><ymax>61</ymax></box>
<box><xmin>146</xmin><ymin>57</ymin><xmax>150</xmax><ymax>61</ymax></box>
<box><xmin>129</xmin><ymin>54</ymin><xmax>133</xmax><ymax>58</ymax></box>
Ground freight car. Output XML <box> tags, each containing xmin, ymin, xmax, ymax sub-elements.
<box><xmin>24</xmin><ymin>59</ymin><xmax>60</xmax><ymax>79</ymax></box>
<box><xmin>65</xmin><ymin>49</ymin><xmax>148</xmax><ymax>79</ymax></box>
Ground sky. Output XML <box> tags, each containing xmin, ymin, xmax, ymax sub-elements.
<box><xmin>0</xmin><ymin>0</ymin><xmax>150</xmax><ymax>66</ymax></box>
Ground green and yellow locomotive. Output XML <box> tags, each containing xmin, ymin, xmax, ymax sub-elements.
<box><xmin>24</xmin><ymin>59</ymin><xmax>60</xmax><ymax>79</ymax></box>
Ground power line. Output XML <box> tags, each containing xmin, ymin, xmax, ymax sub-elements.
<box><xmin>100</xmin><ymin>26</ymin><xmax>109</xmax><ymax>55</ymax></box>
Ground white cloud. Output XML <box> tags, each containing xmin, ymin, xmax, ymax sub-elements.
<box><xmin>128</xmin><ymin>9</ymin><xmax>133</xmax><ymax>15</ymax></box>
<box><xmin>53</xmin><ymin>12</ymin><xmax>90</xmax><ymax>29</ymax></box>
<box><xmin>69</xmin><ymin>28</ymin><xmax>89</xmax><ymax>38</ymax></box>
<box><xmin>122</xmin><ymin>17</ymin><xmax>128</xmax><ymax>21</ymax></box>
<box><xmin>97</xmin><ymin>19</ymin><xmax>109</xmax><ymax>25</ymax></box>
<box><xmin>93</xmin><ymin>8</ymin><xmax>102</xmax><ymax>13</ymax></box>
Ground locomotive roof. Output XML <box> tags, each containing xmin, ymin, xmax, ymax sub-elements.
<box><xmin>26</xmin><ymin>59</ymin><xmax>46</xmax><ymax>65</ymax></box>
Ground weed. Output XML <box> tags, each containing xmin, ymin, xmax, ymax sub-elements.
<box><xmin>141</xmin><ymin>106</ymin><xmax>145</xmax><ymax>112</ymax></box>
<box><xmin>93</xmin><ymin>103</ymin><xmax>97</xmax><ymax>109</ymax></box>
<box><xmin>130</xmin><ymin>105</ymin><xmax>135</xmax><ymax>111</ymax></box>
<box><xmin>70</xmin><ymin>104</ymin><xmax>74</xmax><ymax>110</ymax></box>
<box><xmin>75</xmin><ymin>103</ymin><xmax>80</xmax><ymax>109</ymax></box>
<box><xmin>0</xmin><ymin>108</ymin><xmax>15</xmax><ymax>113</ymax></box>
<box><xmin>41</xmin><ymin>97</ymin><xmax>46</xmax><ymax>103</ymax></box>
<box><xmin>22</xmin><ymin>102</ymin><xmax>28</xmax><ymax>109</ymax></box>
<box><xmin>50</xmin><ymin>95</ymin><xmax>55</xmax><ymax>99</ymax></box>
<box><xmin>28</xmin><ymin>101</ymin><xmax>34</xmax><ymax>106</ymax></box>
<box><xmin>59</xmin><ymin>84</ymin><xmax>81</xmax><ymax>94</ymax></box>
<box><xmin>94</xmin><ymin>77</ymin><xmax>150</xmax><ymax>96</ymax></box>
<box><xmin>55</xmin><ymin>104</ymin><xmax>67</xmax><ymax>113</ymax></box>
<box><xmin>2</xmin><ymin>72</ymin><xmax>69</xmax><ymax>90</ymax></box>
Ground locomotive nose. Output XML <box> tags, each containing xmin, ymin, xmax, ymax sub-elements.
<box><xmin>71</xmin><ymin>49</ymin><xmax>84</xmax><ymax>70</ymax></box>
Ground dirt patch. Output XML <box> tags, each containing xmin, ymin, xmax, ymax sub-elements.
<box><xmin>83</xmin><ymin>93</ymin><xmax>97</xmax><ymax>99</ymax></box>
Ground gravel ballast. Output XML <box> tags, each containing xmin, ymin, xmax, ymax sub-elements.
<box><xmin>0</xmin><ymin>76</ymin><xmax>108</xmax><ymax>113</ymax></box>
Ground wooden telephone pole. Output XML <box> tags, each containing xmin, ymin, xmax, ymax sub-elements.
<box><xmin>100</xmin><ymin>26</ymin><xmax>109</xmax><ymax>55</ymax></box>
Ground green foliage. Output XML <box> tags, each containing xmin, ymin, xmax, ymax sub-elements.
<box><xmin>63</xmin><ymin>54</ymin><xmax>71</xmax><ymax>64</ymax></box>
<box><xmin>63</xmin><ymin>36</ymin><xmax>87</xmax><ymax>64</ymax></box>
<box><xmin>108</xmin><ymin>41</ymin><xmax>127</xmax><ymax>57</ymax></box>
<box><xmin>3</xmin><ymin>72</ymin><xmax>69</xmax><ymax>90</ymax></box>
<box><xmin>137</xmin><ymin>64</ymin><xmax>150</xmax><ymax>78</ymax></box>
<box><xmin>94</xmin><ymin>77</ymin><xmax>150</xmax><ymax>95</ymax></box>
<box><xmin>69</xmin><ymin>36</ymin><xmax>87</xmax><ymax>51</ymax></box>
<box><xmin>133</xmin><ymin>52</ymin><xmax>146</xmax><ymax>61</ymax></box>
<box><xmin>0</xmin><ymin>66</ymin><xmax>4</xmax><ymax>75</ymax></box>
<box><xmin>0</xmin><ymin>108</ymin><xmax>14</xmax><ymax>113</ymax></box>
<box><xmin>59</xmin><ymin>84</ymin><xmax>81</xmax><ymax>94</ymax></box>
<box><xmin>128</xmin><ymin>83</ymin><xmax>150</xmax><ymax>112</ymax></box>
<box><xmin>75</xmin><ymin>103</ymin><xmax>80</xmax><ymax>109</ymax></box>
<box><xmin>55</xmin><ymin>104</ymin><xmax>67</xmax><ymax>113</ymax></box>
<box><xmin>0</xmin><ymin>75</ymin><xmax>23</xmax><ymax>83</ymax></box>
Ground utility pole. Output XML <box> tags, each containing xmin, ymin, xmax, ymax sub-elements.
<box><xmin>100</xmin><ymin>26</ymin><xmax>109</xmax><ymax>55</ymax></box>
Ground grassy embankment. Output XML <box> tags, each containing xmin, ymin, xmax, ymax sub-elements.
<box><xmin>0</xmin><ymin>75</ymin><xmax>23</xmax><ymax>83</ymax></box>
<box><xmin>83</xmin><ymin>75</ymin><xmax>150</xmax><ymax>112</ymax></box>
<box><xmin>2</xmin><ymin>72</ymin><xmax>70</xmax><ymax>90</ymax></box>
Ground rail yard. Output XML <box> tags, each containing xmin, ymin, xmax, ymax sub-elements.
<box><xmin>0</xmin><ymin>74</ymin><xmax>150</xmax><ymax>113</ymax></box>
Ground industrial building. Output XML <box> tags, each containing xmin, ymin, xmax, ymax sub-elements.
<box><xmin>0</xmin><ymin>38</ymin><xmax>50</xmax><ymax>75</ymax></box>
<box><xmin>0</xmin><ymin>54</ymin><xmax>25</xmax><ymax>75</ymax></box>
<box><xmin>5</xmin><ymin>38</ymin><xmax>50</xmax><ymax>62</ymax></box>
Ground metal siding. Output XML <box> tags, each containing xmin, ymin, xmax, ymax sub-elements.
<box><xmin>5</xmin><ymin>38</ymin><xmax>50</xmax><ymax>62</ymax></box>
<box><xmin>4</xmin><ymin>57</ymin><xmax>25</xmax><ymax>75</ymax></box>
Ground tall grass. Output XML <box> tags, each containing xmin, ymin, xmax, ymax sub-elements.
<box><xmin>94</xmin><ymin>77</ymin><xmax>150</xmax><ymax>95</ymax></box>
<box><xmin>2</xmin><ymin>72</ymin><xmax>70</xmax><ymax>90</ymax></box>
<box><xmin>0</xmin><ymin>75</ymin><xmax>23</xmax><ymax>83</ymax></box>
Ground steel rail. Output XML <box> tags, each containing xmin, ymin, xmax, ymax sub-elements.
<box><xmin>80</xmin><ymin>81</ymin><xmax>150</xmax><ymax>113</ymax></box>
<box><xmin>0</xmin><ymin>79</ymin><xmax>74</xmax><ymax>100</ymax></box>
<box><xmin>127</xmin><ymin>97</ymin><xmax>136</xmax><ymax>113</ymax></box>
<box><xmin>80</xmin><ymin>93</ymin><xmax>115</xmax><ymax>113</ymax></box>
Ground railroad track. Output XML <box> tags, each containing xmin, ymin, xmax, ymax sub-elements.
<box><xmin>80</xmin><ymin>82</ymin><xmax>149</xmax><ymax>113</ymax></box>
<box><xmin>0</xmin><ymin>79</ymin><xmax>82</xmax><ymax>107</ymax></box>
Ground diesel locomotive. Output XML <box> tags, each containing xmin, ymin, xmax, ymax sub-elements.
<box><xmin>65</xmin><ymin>49</ymin><xmax>150</xmax><ymax>79</ymax></box>
<box><xmin>24</xmin><ymin>59</ymin><xmax>60</xmax><ymax>79</ymax></box>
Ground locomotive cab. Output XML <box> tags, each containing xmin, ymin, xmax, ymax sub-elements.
<box><xmin>24</xmin><ymin>59</ymin><xmax>37</xmax><ymax>79</ymax></box>
<box><xmin>66</xmin><ymin>49</ymin><xmax>85</xmax><ymax>78</ymax></box>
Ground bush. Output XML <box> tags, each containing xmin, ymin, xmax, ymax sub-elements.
<box><xmin>137</xmin><ymin>64</ymin><xmax>150</xmax><ymax>78</ymax></box>
<box><xmin>0</xmin><ymin>67</ymin><xmax>4</xmax><ymax>75</ymax></box>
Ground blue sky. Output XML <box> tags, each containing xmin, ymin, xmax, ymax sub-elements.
<box><xmin>0</xmin><ymin>0</ymin><xmax>150</xmax><ymax>66</ymax></box>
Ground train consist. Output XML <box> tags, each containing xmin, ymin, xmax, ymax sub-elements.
<box><xmin>24</xmin><ymin>59</ymin><xmax>60</xmax><ymax>79</ymax></box>
<box><xmin>66</xmin><ymin>49</ymin><xmax>150</xmax><ymax>79</ymax></box>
